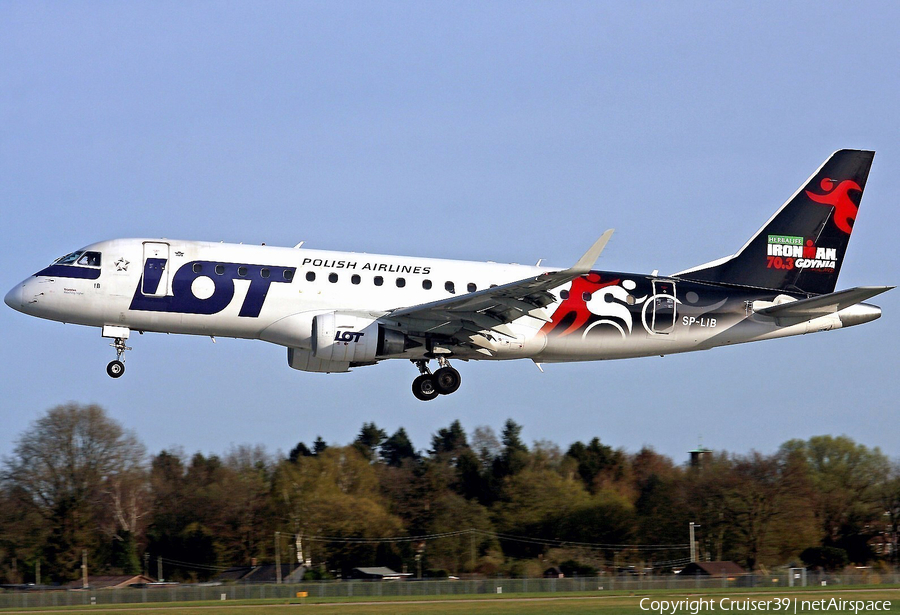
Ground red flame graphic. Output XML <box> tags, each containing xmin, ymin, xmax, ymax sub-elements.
<box><xmin>805</xmin><ymin>178</ymin><xmax>861</xmax><ymax>235</ymax></box>
<box><xmin>541</xmin><ymin>273</ymin><xmax>619</xmax><ymax>338</ymax></box>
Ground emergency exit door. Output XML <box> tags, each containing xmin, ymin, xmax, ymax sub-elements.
<box><xmin>651</xmin><ymin>280</ymin><xmax>677</xmax><ymax>334</ymax></box>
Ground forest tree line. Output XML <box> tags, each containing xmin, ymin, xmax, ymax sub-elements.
<box><xmin>1</xmin><ymin>404</ymin><xmax>898</xmax><ymax>584</ymax></box>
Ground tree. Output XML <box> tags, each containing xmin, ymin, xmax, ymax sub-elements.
<box><xmin>500</xmin><ymin>419</ymin><xmax>527</xmax><ymax>454</ymax></box>
<box><xmin>96</xmin><ymin>467</ymin><xmax>150</xmax><ymax>574</ymax></box>
<box><xmin>631</xmin><ymin>448</ymin><xmax>688</xmax><ymax>562</ymax></box>
<box><xmin>491</xmin><ymin>419</ymin><xmax>529</xmax><ymax>482</ymax></box>
<box><xmin>492</xmin><ymin>467</ymin><xmax>589</xmax><ymax>557</ymax></box>
<box><xmin>0</xmin><ymin>483</ymin><xmax>46</xmax><ymax>583</ymax></box>
<box><xmin>471</xmin><ymin>426</ymin><xmax>501</xmax><ymax>468</ymax></box>
<box><xmin>421</xmin><ymin>493</ymin><xmax>494</xmax><ymax>574</ymax></box>
<box><xmin>381</xmin><ymin>428</ymin><xmax>418</xmax><ymax>467</ymax></box>
<box><xmin>216</xmin><ymin>445</ymin><xmax>276</xmax><ymax>566</ymax></box>
<box><xmin>274</xmin><ymin>446</ymin><xmax>403</xmax><ymax>575</ymax></box>
<box><xmin>558</xmin><ymin>490</ymin><xmax>636</xmax><ymax>563</ymax></box>
<box><xmin>566</xmin><ymin>437</ymin><xmax>626</xmax><ymax>494</ymax></box>
<box><xmin>720</xmin><ymin>451</ymin><xmax>813</xmax><ymax>570</ymax></box>
<box><xmin>780</xmin><ymin>435</ymin><xmax>889</xmax><ymax>563</ymax></box>
<box><xmin>679</xmin><ymin>452</ymin><xmax>736</xmax><ymax>563</ymax></box>
<box><xmin>430</xmin><ymin>420</ymin><xmax>468</xmax><ymax>458</ymax></box>
<box><xmin>1</xmin><ymin>404</ymin><xmax>146</xmax><ymax>581</ymax></box>
<box><xmin>313</xmin><ymin>436</ymin><xmax>329</xmax><ymax>455</ymax></box>
<box><xmin>289</xmin><ymin>442</ymin><xmax>313</xmax><ymax>462</ymax></box>
<box><xmin>145</xmin><ymin>450</ymin><xmax>226</xmax><ymax>581</ymax></box>
<box><xmin>353</xmin><ymin>423</ymin><xmax>387</xmax><ymax>462</ymax></box>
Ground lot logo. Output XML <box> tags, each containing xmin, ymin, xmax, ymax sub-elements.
<box><xmin>766</xmin><ymin>235</ymin><xmax>837</xmax><ymax>272</ymax></box>
<box><xmin>130</xmin><ymin>260</ymin><xmax>295</xmax><ymax>317</ymax></box>
<box><xmin>335</xmin><ymin>331</ymin><xmax>365</xmax><ymax>343</ymax></box>
<box><xmin>805</xmin><ymin>178</ymin><xmax>861</xmax><ymax>235</ymax></box>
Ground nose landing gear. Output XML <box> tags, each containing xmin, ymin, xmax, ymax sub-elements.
<box><xmin>106</xmin><ymin>337</ymin><xmax>131</xmax><ymax>378</ymax></box>
<box><xmin>102</xmin><ymin>326</ymin><xmax>133</xmax><ymax>379</ymax></box>
<box><xmin>411</xmin><ymin>358</ymin><xmax>461</xmax><ymax>401</ymax></box>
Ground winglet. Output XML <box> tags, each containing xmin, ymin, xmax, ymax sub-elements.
<box><xmin>571</xmin><ymin>229</ymin><xmax>614</xmax><ymax>274</ymax></box>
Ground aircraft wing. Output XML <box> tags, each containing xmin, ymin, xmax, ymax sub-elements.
<box><xmin>384</xmin><ymin>230</ymin><xmax>614</xmax><ymax>354</ymax></box>
<box><xmin>754</xmin><ymin>286</ymin><xmax>893</xmax><ymax>319</ymax></box>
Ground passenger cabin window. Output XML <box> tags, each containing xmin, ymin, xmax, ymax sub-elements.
<box><xmin>215</xmin><ymin>265</ymin><xmax>225</xmax><ymax>275</ymax></box>
<box><xmin>351</xmin><ymin>274</ymin><xmax>361</xmax><ymax>285</ymax></box>
<box><xmin>374</xmin><ymin>276</ymin><xmax>384</xmax><ymax>286</ymax></box>
<box><xmin>284</xmin><ymin>270</ymin><xmax>294</xmax><ymax>281</ymax></box>
<box><xmin>77</xmin><ymin>252</ymin><xmax>101</xmax><ymax>267</ymax></box>
<box><xmin>261</xmin><ymin>268</ymin><xmax>270</xmax><ymax>278</ymax></box>
<box><xmin>306</xmin><ymin>271</ymin><xmax>316</xmax><ymax>281</ymax></box>
<box><xmin>445</xmin><ymin>281</ymin><xmax>455</xmax><ymax>294</ymax></box>
<box><xmin>328</xmin><ymin>273</ymin><xmax>338</xmax><ymax>283</ymax></box>
<box><xmin>422</xmin><ymin>279</ymin><xmax>432</xmax><ymax>290</ymax></box>
<box><xmin>238</xmin><ymin>266</ymin><xmax>248</xmax><ymax>277</ymax></box>
<box><xmin>467</xmin><ymin>283</ymin><xmax>477</xmax><ymax>293</ymax></box>
<box><xmin>560</xmin><ymin>290</ymin><xmax>569</xmax><ymax>299</ymax></box>
<box><xmin>193</xmin><ymin>263</ymin><xmax>203</xmax><ymax>273</ymax></box>
<box><xmin>396</xmin><ymin>277</ymin><xmax>406</xmax><ymax>288</ymax></box>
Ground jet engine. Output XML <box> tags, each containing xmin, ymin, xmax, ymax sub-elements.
<box><xmin>311</xmin><ymin>312</ymin><xmax>417</xmax><ymax>363</ymax></box>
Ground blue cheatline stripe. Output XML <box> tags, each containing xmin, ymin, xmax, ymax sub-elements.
<box><xmin>34</xmin><ymin>265</ymin><xmax>101</xmax><ymax>280</ymax></box>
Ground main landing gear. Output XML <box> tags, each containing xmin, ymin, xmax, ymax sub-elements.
<box><xmin>106</xmin><ymin>337</ymin><xmax>131</xmax><ymax>379</ymax></box>
<box><xmin>411</xmin><ymin>358</ymin><xmax>462</xmax><ymax>402</ymax></box>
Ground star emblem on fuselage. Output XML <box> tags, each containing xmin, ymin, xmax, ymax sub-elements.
<box><xmin>114</xmin><ymin>258</ymin><xmax>130</xmax><ymax>271</ymax></box>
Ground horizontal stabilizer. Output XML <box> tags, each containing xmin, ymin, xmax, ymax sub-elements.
<box><xmin>755</xmin><ymin>286</ymin><xmax>893</xmax><ymax>319</ymax></box>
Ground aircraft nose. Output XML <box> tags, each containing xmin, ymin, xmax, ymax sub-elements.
<box><xmin>5</xmin><ymin>283</ymin><xmax>24</xmax><ymax>312</ymax></box>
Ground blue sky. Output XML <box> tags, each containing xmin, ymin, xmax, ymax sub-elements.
<box><xmin>1</xmin><ymin>2</ymin><xmax>897</xmax><ymax>463</ymax></box>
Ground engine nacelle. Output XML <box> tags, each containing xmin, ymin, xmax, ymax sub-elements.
<box><xmin>313</xmin><ymin>312</ymin><xmax>377</xmax><ymax>362</ymax></box>
<box><xmin>311</xmin><ymin>312</ymin><xmax>416</xmax><ymax>363</ymax></box>
<box><xmin>287</xmin><ymin>347</ymin><xmax>350</xmax><ymax>373</ymax></box>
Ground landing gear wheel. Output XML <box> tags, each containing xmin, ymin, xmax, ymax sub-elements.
<box><xmin>433</xmin><ymin>366</ymin><xmax>461</xmax><ymax>395</ymax></box>
<box><xmin>412</xmin><ymin>374</ymin><xmax>439</xmax><ymax>401</ymax></box>
<box><xmin>107</xmin><ymin>360</ymin><xmax>125</xmax><ymax>378</ymax></box>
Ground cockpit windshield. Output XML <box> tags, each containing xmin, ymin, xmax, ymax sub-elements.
<box><xmin>55</xmin><ymin>250</ymin><xmax>84</xmax><ymax>265</ymax></box>
<box><xmin>53</xmin><ymin>250</ymin><xmax>101</xmax><ymax>267</ymax></box>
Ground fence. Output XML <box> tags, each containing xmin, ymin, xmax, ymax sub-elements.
<box><xmin>2</xmin><ymin>572</ymin><xmax>899</xmax><ymax>609</ymax></box>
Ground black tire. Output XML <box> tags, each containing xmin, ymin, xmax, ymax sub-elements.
<box><xmin>107</xmin><ymin>360</ymin><xmax>125</xmax><ymax>378</ymax></box>
<box><xmin>412</xmin><ymin>374</ymin><xmax>439</xmax><ymax>401</ymax></box>
<box><xmin>433</xmin><ymin>367</ymin><xmax>461</xmax><ymax>395</ymax></box>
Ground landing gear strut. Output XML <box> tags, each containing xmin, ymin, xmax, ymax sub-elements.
<box><xmin>410</xmin><ymin>358</ymin><xmax>462</xmax><ymax>401</ymax></box>
<box><xmin>106</xmin><ymin>337</ymin><xmax>130</xmax><ymax>379</ymax></box>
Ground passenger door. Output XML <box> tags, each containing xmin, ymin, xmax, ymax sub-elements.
<box><xmin>141</xmin><ymin>242</ymin><xmax>170</xmax><ymax>297</ymax></box>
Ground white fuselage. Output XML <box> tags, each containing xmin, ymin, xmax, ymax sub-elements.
<box><xmin>5</xmin><ymin>238</ymin><xmax>882</xmax><ymax>376</ymax></box>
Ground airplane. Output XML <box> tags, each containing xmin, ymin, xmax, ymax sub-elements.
<box><xmin>5</xmin><ymin>149</ymin><xmax>892</xmax><ymax>401</ymax></box>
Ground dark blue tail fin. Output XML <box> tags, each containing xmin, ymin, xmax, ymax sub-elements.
<box><xmin>676</xmin><ymin>149</ymin><xmax>874</xmax><ymax>295</ymax></box>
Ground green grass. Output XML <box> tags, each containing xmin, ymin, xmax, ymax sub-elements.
<box><xmin>1</xmin><ymin>589</ymin><xmax>900</xmax><ymax>615</ymax></box>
